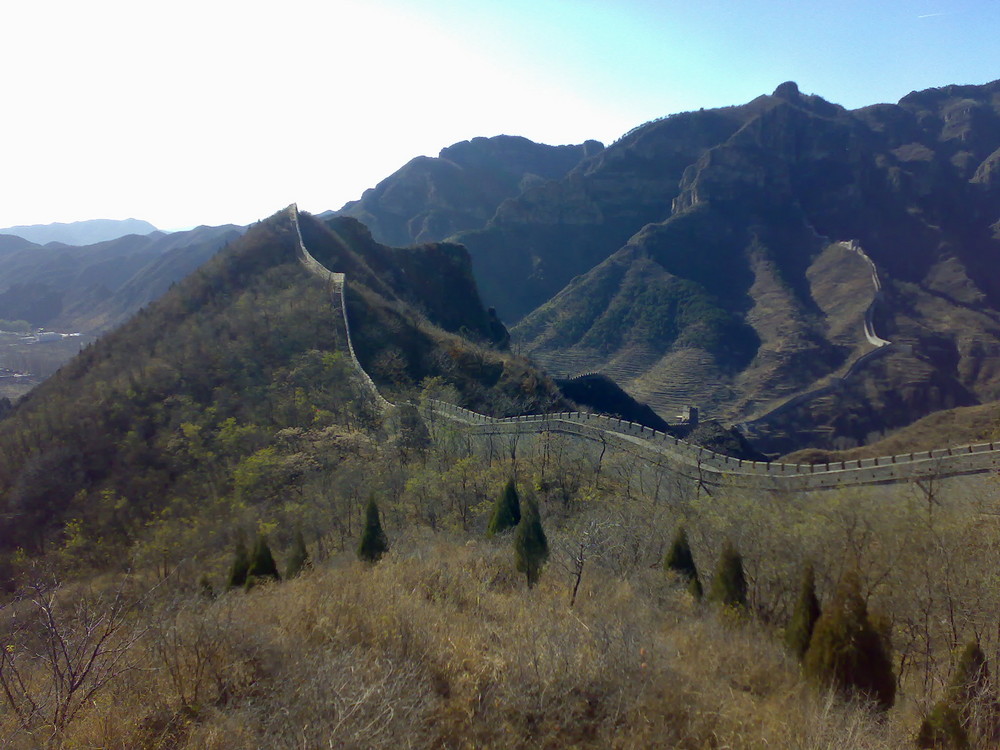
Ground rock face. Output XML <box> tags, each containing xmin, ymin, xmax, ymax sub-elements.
<box><xmin>334</xmin><ymin>135</ymin><xmax>602</xmax><ymax>248</ymax></box>
<box><xmin>337</xmin><ymin>80</ymin><xmax>1000</xmax><ymax>453</ymax></box>
<box><xmin>507</xmin><ymin>81</ymin><xmax>1000</xmax><ymax>453</ymax></box>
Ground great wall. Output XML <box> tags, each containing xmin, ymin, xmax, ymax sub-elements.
<box><xmin>288</xmin><ymin>205</ymin><xmax>1000</xmax><ymax>491</ymax></box>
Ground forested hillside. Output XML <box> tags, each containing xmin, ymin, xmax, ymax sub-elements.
<box><xmin>0</xmin><ymin>208</ymin><xmax>562</xmax><ymax>575</ymax></box>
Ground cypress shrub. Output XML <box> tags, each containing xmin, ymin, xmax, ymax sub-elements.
<box><xmin>917</xmin><ymin>640</ymin><xmax>991</xmax><ymax>749</ymax></box>
<box><xmin>358</xmin><ymin>496</ymin><xmax>389</xmax><ymax>563</ymax></box>
<box><xmin>514</xmin><ymin>498</ymin><xmax>549</xmax><ymax>588</ymax></box>
<box><xmin>785</xmin><ymin>563</ymin><xmax>821</xmax><ymax>660</ymax></box>
<box><xmin>227</xmin><ymin>536</ymin><xmax>251</xmax><ymax>590</ymax></box>
<box><xmin>803</xmin><ymin>571</ymin><xmax>895</xmax><ymax>710</ymax></box>
<box><xmin>950</xmin><ymin>640</ymin><xmax>989</xmax><ymax>706</ymax></box>
<box><xmin>709</xmin><ymin>541</ymin><xmax>747</xmax><ymax>609</ymax></box>
<box><xmin>487</xmin><ymin>479</ymin><xmax>521</xmax><ymax>537</ymax></box>
<box><xmin>249</xmin><ymin>534</ymin><xmax>281</xmax><ymax>582</ymax></box>
<box><xmin>916</xmin><ymin>703</ymin><xmax>968</xmax><ymax>749</ymax></box>
<box><xmin>664</xmin><ymin>526</ymin><xmax>702</xmax><ymax>600</ymax></box>
<box><xmin>285</xmin><ymin>529</ymin><xmax>311</xmax><ymax>578</ymax></box>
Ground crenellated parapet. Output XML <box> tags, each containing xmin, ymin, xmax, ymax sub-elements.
<box><xmin>287</xmin><ymin>204</ymin><xmax>1000</xmax><ymax>490</ymax></box>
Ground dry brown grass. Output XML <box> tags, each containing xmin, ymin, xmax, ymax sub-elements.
<box><xmin>2</xmin><ymin>536</ymin><xmax>915</xmax><ymax>749</ymax></box>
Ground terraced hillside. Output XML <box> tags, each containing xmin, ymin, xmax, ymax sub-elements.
<box><xmin>339</xmin><ymin>80</ymin><xmax>1000</xmax><ymax>455</ymax></box>
<box><xmin>290</xmin><ymin>205</ymin><xmax>1000</xmax><ymax>492</ymax></box>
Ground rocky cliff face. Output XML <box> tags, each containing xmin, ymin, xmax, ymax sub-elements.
<box><xmin>333</xmin><ymin>80</ymin><xmax>1000</xmax><ymax>453</ymax></box>
<box><xmin>334</xmin><ymin>135</ymin><xmax>602</xmax><ymax>248</ymax></box>
<box><xmin>509</xmin><ymin>80</ymin><xmax>1000</xmax><ymax>452</ymax></box>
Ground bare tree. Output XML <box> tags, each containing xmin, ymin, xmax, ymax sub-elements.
<box><xmin>553</xmin><ymin>519</ymin><xmax>620</xmax><ymax>607</ymax></box>
<box><xmin>0</xmin><ymin>576</ymin><xmax>149</xmax><ymax>747</ymax></box>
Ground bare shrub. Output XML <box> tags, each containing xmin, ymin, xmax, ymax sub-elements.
<box><xmin>0</xmin><ymin>577</ymin><xmax>148</xmax><ymax>748</ymax></box>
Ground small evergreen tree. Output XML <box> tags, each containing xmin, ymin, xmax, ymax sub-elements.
<box><xmin>950</xmin><ymin>640</ymin><xmax>989</xmax><ymax>707</ymax></box>
<box><xmin>285</xmin><ymin>529</ymin><xmax>311</xmax><ymax>578</ymax></box>
<box><xmin>918</xmin><ymin>640</ymin><xmax>991</xmax><ymax>749</ymax></box>
<box><xmin>358</xmin><ymin>496</ymin><xmax>388</xmax><ymax>563</ymax></box>
<box><xmin>785</xmin><ymin>563</ymin><xmax>822</xmax><ymax>660</ymax></box>
<box><xmin>916</xmin><ymin>703</ymin><xmax>968</xmax><ymax>749</ymax></box>
<box><xmin>803</xmin><ymin>571</ymin><xmax>895</xmax><ymax>710</ymax></box>
<box><xmin>514</xmin><ymin>498</ymin><xmax>549</xmax><ymax>588</ymax></box>
<box><xmin>487</xmin><ymin>479</ymin><xmax>521</xmax><ymax>537</ymax></box>
<box><xmin>227</xmin><ymin>536</ymin><xmax>251</xmax><ymax>590</ymax></box>
<box><xmin>664</xmin><ymin>526</ymin><xmax>702</xmax><ymax>599</ymax></box>
<box><xmin>709</xmin><ymin>541</ymin><xmax>747</xmax><ymax>609</ymax></box>
<box><xmin>248</xmin><ymin>534</ymin><xmax>281</xmax><ymax>582</ymax></box>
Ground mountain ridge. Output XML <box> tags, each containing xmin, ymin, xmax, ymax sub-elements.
<box><xmin>0</xmin><ymin>217</ymin><xmax>158</xmax><ymax>246</ymax></box>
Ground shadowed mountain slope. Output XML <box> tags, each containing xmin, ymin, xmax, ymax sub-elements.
<box><xmin>503</xmin><ymin>80</ymin><xmax>1000</xmax><ymax>453</ymax></box>
<box><xmin>337</xmin><ymin>79</ymin><xmax>1000</xmax><ymax>453</ymax></box>
<box><xmin>333</xmin><ymin>134</ymin><xmax>602</xmax><ymax>248</ymax></box>
<box><xmin>0</xmin><ymin>225</ymin><xmax>243</xmax><ymax>330</ymax></box>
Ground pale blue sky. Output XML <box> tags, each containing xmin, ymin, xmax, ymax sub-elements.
<box><xmin>1</xmin><ymin>0</ymin><xmax>997</xmax><ymax>230</ymax></box>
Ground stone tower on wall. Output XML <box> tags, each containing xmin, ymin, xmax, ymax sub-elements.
<box><xmin>676</xmin><ymin>406</ymin><xmax>699</xmax><ymax>427</ymax></box>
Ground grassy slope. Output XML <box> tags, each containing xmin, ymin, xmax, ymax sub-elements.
<box><xmin>784</xmin><ymin>400</ymin><xmax>1000</xmax><ymax>462</ymax></box>
<box><xmin>1</xmin><ymin>538</ymin><xmax>908</xmax><ymax>749</ymax></box>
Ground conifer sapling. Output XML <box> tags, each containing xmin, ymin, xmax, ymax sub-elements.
<box><xmin>514</xmin><ymin>497</ymin><xmax>549</xmax><ymax>588</ymax></box>
<box><xmin>708</xmin><ymin>540</ymin><xmax>747</xmax><ymax>610</ymax></box>
<box><xmin>487</xmin><ymin>479</ymin><xmax>521</xmax><ymax>536</ymax></box>
<box><xmin>918</xmin><ymin>639</ymin><xmax>991</xmax><ymax>749</ymax></box>
<box><xmin>227</xmin><ymin>535</ymin><xmax>251</xmax><ymax>590</ymax></box>
<box><xmin>285</xmin><ymin>529</ymin><xmax>311</xmax><ymax>578</ymax></box>
<box><xmin>664</xmin><ymin>526</ymin><xmax>702</xmax><ymax>599</ymax></box>
<box><xmin>358</xmin><ymin>496</ymin><xmax>389</xmax><ymax>563</ymax></box>
<box><xmin>803</xmin><ymin>570</ymin><xmax>895</xmax><ymax>710</ymax></box>
<box><xmin>248</xmin><ymin>534</ymin><xmax>281</xmax><ymax>582</ymax></box>
<box><xmin>785</xmin><ymin>563</ymin><xmax>821</xmax><ymax>660</ymax></box>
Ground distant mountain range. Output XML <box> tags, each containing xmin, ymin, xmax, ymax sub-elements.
<box><xmin>0</xmin><ymin>224</ymin><xmax>244</xmax><ymax>332</ymax></box>
<box><xmin>4</xmin><ymin>80</ymin><xmax>1000</xmax><ymax>456</ymax></box>
<box><xmin>0</xmin><ymin>217</ymin><xmax>158</xmax><ymax>246</ymax></box>
<box><xmin>331</xmin><ymin>79</ymin><xmax>1000</xmax><ymax>454</ymax></box>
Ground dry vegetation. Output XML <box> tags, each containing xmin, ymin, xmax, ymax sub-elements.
<box><xmin>3</xmin><ymin>417</ymin><xmax>999</xmax><ymax>748</ymax></box>
<box><xmin>1</xmin><ymin>539</ymin><xmax>910</xmax><ymax>749</ymax></box>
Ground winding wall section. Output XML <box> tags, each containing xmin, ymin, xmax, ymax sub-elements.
<box><xmin>287</xmin><ymin>205</ymin><xmax>1000</xmax><ymax>491</ymax></box>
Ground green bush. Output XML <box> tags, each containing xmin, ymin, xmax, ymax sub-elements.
<box><xmin>487</xmin><ymin>479</ymin><xmax>521</xmax><ymax>537</ymax></box>
<box><xmin>803</xmin><ymin>571</ymin><xmax>895</xmax><ymax>710</ymax></box>
<box><xmin>708</xmin><ymin>541</ymin><xmax>747</xmax><ymax>610</ymax></box>
<box><xmin>785</xmin><ymin>563</ymin><xmax>821</xmax><ymax>660</ymax></box>
<box><xmin>358</xmin><ymin>496</ymin><xmax>389</xmax><ymax>563</ymax></box>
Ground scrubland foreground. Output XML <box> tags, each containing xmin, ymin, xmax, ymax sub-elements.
<box><xmin>4</xmin><ymin>419</ymin><xmax>999</xmax><ymax>749</ymax></box>
<box><xmin>2</xmin><ymin>538</ymin><xmax>907</xmax><ymax>750</ymax></box>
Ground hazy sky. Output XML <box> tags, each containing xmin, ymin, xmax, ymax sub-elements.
<box><xmin>2</xmin><ymin>0</ymin><xmax>998</xmax><ymax>230</ymax></box>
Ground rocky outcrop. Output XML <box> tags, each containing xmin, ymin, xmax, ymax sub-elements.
<box><xmin>334</xmin><ymin>135</ymin><xmax>601</xmax><ymax>248</ymax></box>
<box><xmin>331</xmin><ymin>79</ymin><xmax>1000</xmax><ymax>454</ymax></box>
<box><xmin>506</xmin><ymin>80</ymin><xmax>1000</xmax><ymax>452</ymax></box>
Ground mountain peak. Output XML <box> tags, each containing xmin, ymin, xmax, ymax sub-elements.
<box><xmin>772</xmin><ymin>81</ymin><xmax>801</xmax><ymax>100</ymax></box>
